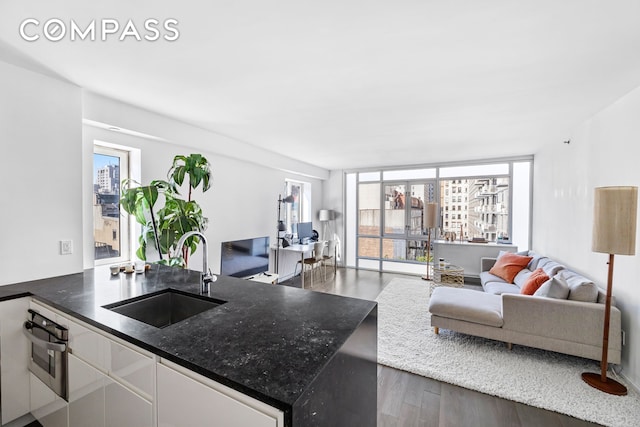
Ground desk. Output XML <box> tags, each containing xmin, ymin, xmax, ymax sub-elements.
<box><xmin>272</xmin><ymin>244</ymin><xmax>314</xmax><ymax>287</ymax></box>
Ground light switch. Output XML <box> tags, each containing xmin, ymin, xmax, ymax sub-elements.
<box><xmin>60</xmin><ymin>240</ymin><xmax>73</xmax><ymax>255</ymax></box>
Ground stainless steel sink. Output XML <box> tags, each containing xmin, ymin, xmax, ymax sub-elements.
<box><xmin>103</xmin><ymin>289</ymin><xmax>226</xmax><ymax>328</ymax></box>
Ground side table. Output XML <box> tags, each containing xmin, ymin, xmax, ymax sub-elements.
<box><xmin>430</xmin><ymin>264</ymin><xmax>464</xmax><ymax>295</ymax></box>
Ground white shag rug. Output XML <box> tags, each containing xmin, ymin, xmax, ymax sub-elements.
<box><xmin>376</xmin><ymin>278</ymin><xmax>640</xmax><ymax>427</ymax></box>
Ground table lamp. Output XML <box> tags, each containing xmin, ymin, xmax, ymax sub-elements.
<box><xmin>582</xmin><ymin>186</ymin><xmax>637</xmax><ymax>395</ymax></box>
<box><xmin>422</xmin><ymin>202</ymin><xmax>438</xmax><ymax>281</ymax></box>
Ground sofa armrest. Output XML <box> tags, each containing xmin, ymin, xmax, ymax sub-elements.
<box><xmin>480</xmin><ymin>257</ymin><xmax>497</xmax><ymax>273</ymax></box>
<box><xmin>501</xmin><ymin>294</ymin><xmax>621</xmax><ymax>349</ymax></box>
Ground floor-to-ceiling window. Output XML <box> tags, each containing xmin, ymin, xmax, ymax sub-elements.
<box><xmin>345</xmin><ymin>159</ymin><xmax>532</xmax><ymax>274</ymax></box>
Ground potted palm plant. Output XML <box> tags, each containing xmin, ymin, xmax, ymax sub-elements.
<box><xmin>120</xmin><ymin>154</ymin><xmax>212</xmax><ymax>267</ymax></box>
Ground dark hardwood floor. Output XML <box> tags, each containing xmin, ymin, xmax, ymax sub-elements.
<box><xmin>279</xmin><ymin>267</ymin><xmax>601</xmax><ymax>427</ymax></box>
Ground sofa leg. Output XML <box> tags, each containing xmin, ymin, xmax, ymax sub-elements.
<box><xmin>434</xmin><ymin>327</ymin><xmax>439</xmax><ymax>335</ymax></box>
<box><xmin>506</xmin><ymin>342</ymin><xmax>512</xmax><ymax>350</ymax></box>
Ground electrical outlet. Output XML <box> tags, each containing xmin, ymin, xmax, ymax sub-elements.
<box><xmin>622</xmin><ymin>330</ymin><xmax>626</xmax><ymax>346</ymax></box>
<box><xmin>60</xmin><ymin>240</ymin><xmax>73</xmax><ymax>255</ymax></box>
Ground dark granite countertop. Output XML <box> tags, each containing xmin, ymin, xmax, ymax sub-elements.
<box><xmin>2</xmin><ymin>265</ymin><xmax>377</xmax><ymax>413</ymax></box>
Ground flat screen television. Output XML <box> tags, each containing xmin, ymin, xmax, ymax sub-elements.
<box><xmin>220</xmin><ymin>236</ymin><xmax>270</xmax><ymax>278</ymax></box>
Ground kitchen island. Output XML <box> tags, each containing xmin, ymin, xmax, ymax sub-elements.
<box><xmin>0</xmin><ymin>265</ymin><xmax>377</xmax><ymax>427</ymax></box>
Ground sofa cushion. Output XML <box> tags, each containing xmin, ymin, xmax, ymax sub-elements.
<box><xmin>489</xmin><ymin>252</ymin><xmax>533</xmax><ymax>283</ymax></box>
<box><xmin>534</xmin><ymin>273</ymin><xmax>570</xmax><ymax>299</ymax></box>
<box><xmin>563</xmin><ymin>270</ymin><xmax>599</xmax><ymax>303</ymax></box>
<box><xmin>520</xmin><ymin>268</ymin><xmax>550</xmax><ymax>295</ymax></box>
<box><xmin>513</xmin><ymin>269</ymin><xmax>533</xmax><ymax>288</ymax></box>
<box><xmin>526</xmin><ymin>252</ymin><xmax>547</xmax><ymax>270</ymax></box>
<box><xmin>537</xmin><ymin>258</ymin><xmax>565</xmax><ymax>277</ymax></box>
<box><xmin>483</xmin><ymin>280</ymin><xmax>521</xmax><ymax>295</ymax></box>
<box><xmin>429</xmin><ymin>287</ymin><xmax>503</xmax><ymax>327</ymax></box>
<box><xmin>480</xmin><ymin>270</ymin><xmax>507</xmax><ymax>284</ymax></box>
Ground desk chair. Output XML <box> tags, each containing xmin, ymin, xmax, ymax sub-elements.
<box><xmin>322</xmin><ymin>240</ymin><xmax>337</xmax><ymax>277</ymax></box>
<box><xmin>298</xmin><ymin>241</ymin><xmax>325</xmax><ymax>288</ymax></box>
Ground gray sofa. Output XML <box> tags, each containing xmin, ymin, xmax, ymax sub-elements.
<box><xmin>428</xmin><ymin>251</ymin><xmax>622</xmax><ymax>363</ymax></box>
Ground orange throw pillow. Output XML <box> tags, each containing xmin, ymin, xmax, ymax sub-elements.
<box><xmin>489</xmin><ymin>252</ymin><xmax>533</xmax><ymax>283</ymax></box>
<box><xmin>520</xmin><ymin>268</ymin><xmax>550</xmax><ymax>295</ymax></box>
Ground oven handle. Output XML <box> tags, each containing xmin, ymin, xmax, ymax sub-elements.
<box><xmin>23</xmin><ymin>321</ymin><xmax>67</xmax><ymax>353</ymax></box>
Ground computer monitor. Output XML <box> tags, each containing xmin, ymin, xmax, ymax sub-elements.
<box><xmin>296</xmin><ymin>222</ymin><xmax>313</xmax><ymax>243</ymax></box>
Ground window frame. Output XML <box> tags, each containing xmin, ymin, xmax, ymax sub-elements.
<box><xmin>284</xmin><ymin>179</ymin><xmax>312</xmax><ymax>236</ymax></box>
<box><xmin>346</xmin><ymin>158</ymin><xmax>533</xmax><ymax>272</ymax></box>
<box><xmin>93</xmin><ymin>144</ymin><xmax>131</xmax><ymax>266</ymax></box>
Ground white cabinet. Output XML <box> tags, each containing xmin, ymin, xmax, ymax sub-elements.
<box><xmin>69</xmin><ymin>354</ymin><xmax>105</xmax><ymax>427</ymax></box>
<box><xmin>24</xmin><ymin>300</ymin><xmax>283</xmax><ymax>427</ymax></box>
<box><xmin>29</xmin><ymin>300</ymin><xmax>154</xmax><ymax>427</ymax></box>
<box><xmin>105</xmin><ymin>377</ymin><xmax>153</xmax><ymax>427</ymax></box>
<box><xmin>105</xmin><ymin>338</ymin><xmax>154</xmax><ymax>399</ymax></box>
<box><xmin>0</xmin><ymin>297</ymin><xmax>30</xmax><ymax>424</ymax></box>
<box><xmin>30</xmin><ymin>373</ymin><xmax>68</xmax><ymax>427</ymax></box>
<box><xmin>68</xmin><ymin>353</ymin><xmax>152</xmax><ymax>427</ymax></box>
<box><xmin>64</xmin><ymin>317</ymin><xmax>154</xmax><ymax>427</ymax></box>
<box><xmin>157</xmin><ymin>361</ymin><xmax>283</xmax><ymax>427</ymax></box>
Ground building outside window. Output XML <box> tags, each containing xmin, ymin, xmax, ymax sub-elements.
<box><xmin>93</xmin><ymin>145</ymin><xmax>130</xmax><ymax>264</ymax></box>
<box><xmin>439</xmin><ymin>177</ymin><xmax>509</xmax><ymax>241</ymax></box>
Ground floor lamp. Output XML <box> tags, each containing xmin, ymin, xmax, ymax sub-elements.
<box><xmin>275</xmin><ymin>194</ymin><xmax>294</xmax><ymax>275</ymax></box>
<box><xmin>318</xmin><ymin>209</ymin><xmax>332</xmax><ymax>240</ymax></box>
<box><xmin>422</xmin><ymin>202</ymin><xmax>438</xmax><ymax>281</ymax></box>
<box><xmin>582</xmin><ymin>186</ymin><xmax>637</xmax><ymax>396</ymax></box>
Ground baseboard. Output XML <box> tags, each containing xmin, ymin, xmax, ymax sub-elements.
<box><xmin>620</xmin><ymin>371</ymin><xmax>640</xmax><ymax>395</ymax></box>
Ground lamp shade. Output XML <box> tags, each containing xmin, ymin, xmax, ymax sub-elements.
<box><xmin>319</xmin><ymin>209</ymin><xmax>331</xmax><ymax>221</ymax></box>
<box><xmin>425</xmin><ymin>203</ymin><xmax>438</xmax><ymax>228</ymax></box>
<box><xmin>592</xmin><ymin>186</ymin><xmax>638</xmax><ymax>255</ymax></box>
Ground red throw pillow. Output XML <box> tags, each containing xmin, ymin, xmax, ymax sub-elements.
<box><xmin>489</xmin><ymin>252</ymin><xmax>533</xmax><ymax>283</ymax></box>
<box><xmin>520</xmin><ymin>268</ymin><xmax>550</xmax><ymax>295</ymax></box>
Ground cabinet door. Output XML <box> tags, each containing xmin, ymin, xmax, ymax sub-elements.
<box><xmin>30</xmin><ymin>373</ymin><xmax>68</xmax><ymax>427</ymax></box>
<box><xmin>69</xmin><ymin>354</ymin><xmax>106</xmax><ymax>427</ymax></box>
<box><xmin>157</xmin><ymin>363</ymin><xmax>277</xmax><ymax>427</ymax></box>
<box><xmin>105</xmin><ymin>379</ymin><xmax>153</xmax><ymax>427</ymax></box>
<box><xmin>104</xmin><ymin>338</ymin><xmax>154</xmax><ymax>399</ymax></box>
<box><xmin>65</xmin><ymin>318</ymin><xmax>109</xmax><ymax>371</ymax></box>
<box><xmin>0</xmin><ymin>297</ymin><xmax>30</xmax><ymax>424</ymax></box>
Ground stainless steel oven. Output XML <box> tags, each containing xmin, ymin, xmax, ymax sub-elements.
<box><xmin>22</xmin><ymin>309</ymin><xmax>69</xmax><ymax>401</ymax></box>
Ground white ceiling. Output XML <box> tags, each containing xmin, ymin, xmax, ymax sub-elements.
<box><xmin>2</xmin><ymin>1</ymin><xmax>640</xmax><ymax>171</ymax></box>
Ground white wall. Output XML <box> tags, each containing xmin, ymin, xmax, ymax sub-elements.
<box><xmin>0</xmin><ymin>60</ymin><xmax>83</xmax><ymax>285</ymax></box>
<box><xmin>532</xmin><ymin>85</ymin><xmax>640</xmax><ymax>389</ymax></box>
<box><xmin>82</xmin><ymin>94</ymin><xmax>326</xmax><ymax>273</ymax></box>
<box><xmin>0</xmin><ymin>59</ymin><xmax>328</xmax><ymax>284</ymax></box>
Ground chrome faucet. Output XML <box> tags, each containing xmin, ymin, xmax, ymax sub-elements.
<box><xmin>174</xmin><ymin>231</ymin><xmax>216</xmax><ymax>293</ymax></box>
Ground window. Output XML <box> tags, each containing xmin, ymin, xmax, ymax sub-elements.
<box><xmin>347</xmin><ymin>159</ymin><xmax>533</xmax><ymax>273</ymax></box>
<box><xmin>284</xmin><ymin>180</ymin><xmax>311</xmax><ymax>234</ymax></box>
<box><xmin>94</xmin><ymin>145</ymin><xmax>130</xmax><ymax>265</ymax></box>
